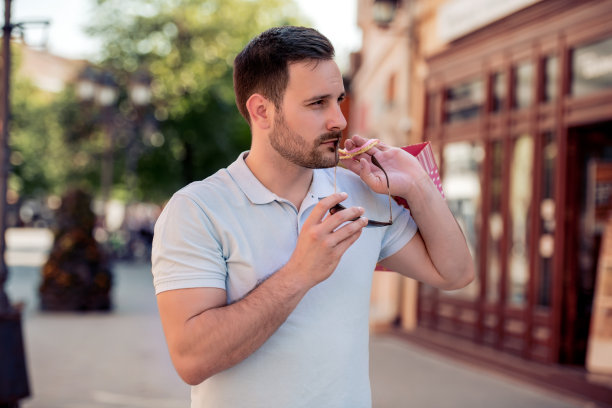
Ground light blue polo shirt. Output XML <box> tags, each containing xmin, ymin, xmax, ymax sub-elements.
<box><xmin>152</xmin><ymin>152</ymin><xmax>417</xmax><ymax>408</ymax></box>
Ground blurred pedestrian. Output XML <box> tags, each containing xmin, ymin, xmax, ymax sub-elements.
<box><xmin>152</xmin><ymin>26</ymin><xmax>474</xmax><ymax>408</ymax></box>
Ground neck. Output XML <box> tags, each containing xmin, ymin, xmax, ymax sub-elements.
<box><xmin>245</xmin><ymin>145</ymin><xmax>314</xmax><ymax>209</ymax></box>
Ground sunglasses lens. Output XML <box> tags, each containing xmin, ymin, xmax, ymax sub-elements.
<box><xmin>332</xmin><ymin>155</ymin><xmax>393</xmax><ymax>227</ymax></box>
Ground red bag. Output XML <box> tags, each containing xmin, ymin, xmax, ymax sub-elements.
<box><xmin>393</xmin><ymin>142</ymin><xmax>444</xmax><ymax>209</ymax></box>
<box><xmin>339</xmin><ymin>140</ymin><xmax>444</xmax><ymax>205</ymax></box>
<box><xmin>376</xmin><ymin>142</ymin><xmax>444</xmax><ymax>271</ymax></box>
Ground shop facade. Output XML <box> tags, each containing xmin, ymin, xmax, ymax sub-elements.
<box><xmin>419</xmin><ymin>0</ymin><xmax>612</xmax><ymax>364</ymax></box>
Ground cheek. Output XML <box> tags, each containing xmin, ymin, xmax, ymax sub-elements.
<box><xmin>296</xmin><ymin>111</ymin><xmax>324</xmax><ymax>132</ymax></box>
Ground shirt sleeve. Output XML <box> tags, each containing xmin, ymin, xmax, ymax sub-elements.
<box><xmin>378</xmin><ymin>201</ymin><xmax>418</xmax><ymax>262</ymax></box>
<box><xmin>151</xmin><ymin>193</ymin><xmax>227</xmax><ymax>295</ymax></box>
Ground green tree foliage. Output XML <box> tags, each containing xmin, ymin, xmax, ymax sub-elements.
<box><xmin>9</xmin><ymin>76</ymin><xmax>88</xmax><ymax>201</ymax></box>
<box><xmin>88</xmin><ymin>0</ymin><xmax>308</xmax><ymax>203</ymax></box>
<box><xmin>9</xmin><ymin>47</ymin><xmax>112</xmax><ymax>213</ymax></box>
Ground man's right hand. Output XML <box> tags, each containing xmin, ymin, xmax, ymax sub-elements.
<box><xmin>283</xmin><ymin>192</ymin><xmax>368</xmax><ymax>288</ymax></box>
<box><xmin>156</xmin><ymin>193</ymin><xmax>367</xmax><ymax>386</ymax></box>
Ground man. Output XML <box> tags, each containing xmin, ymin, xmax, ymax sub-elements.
<box><xmin>152</xmin><ymin>26</ymin><xmax>474</xmax><ymax>407</ymax></box>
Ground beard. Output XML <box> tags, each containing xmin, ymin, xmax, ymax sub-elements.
<box><xmin>269</xmin><ymin>110</ymin><xmax>341</xmax><ymax>169</ymax></box>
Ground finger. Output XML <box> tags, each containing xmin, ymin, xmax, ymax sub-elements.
<box><xmin>358</xmin><ymin>158</ymin><xmax>379</xmax><ymax>185</ymax></box>
<box><xmin>325</xmin><ymin>204</ymin><xmax>365</xmax><ymax>230</ymax></box>
<box><xmin>328</xmin><ymin>216</ymin><xmax>368</xmax><ymax>248</ymax></box>
<box><xmin>338</xmin><ymin>158</ymin><xmax>384</xmax><ymax>193</ymax></box>
<box><xmin>339</xmin><ymin>154</ymin><xmax>362</xmax><ymax>173</ymax></box>
<box><xmin>343</xmin><ymin>138</ymin><xmax>356</xmax><ymax>151</ymax></box>
<box><xmin>373</xmin><ymin>139</ymin><xmax>391</xmax><ymax>151</ymax></box>
<box><xmin>340</xmin><ymin>155</ymin><xmax>376</xmax><ymax>178</ymax></box>
<box><xmin>304</xmin><ymin>192</ymin><xmax>348</xmax><ymax>228</ymax></box>
<box><xmin>341</xmin><ymin>135</ymin><xmax>389</xmax><ymax>164</ymax></box>
<box><xmin>333</xmin><ymin>223</ymin><xmax>365</xmax><ymax>253</ymax></box>
<box><xmin>347</xmin><ymin>136</ymin><xmax>387</xmax><ymax>158</ymax></box>
<box><xmin>356</xmin><ymin>158</ymin><xmax>389</xmax><ymax>194</ymax></box>
<box><xmin>325</xmin><ymin>214</ymin><xmax>368</xmax><ymax>250</ymax></box>
<box><xmin>344</xmin><ymin>134</ymin><xmax>379</xmax><ymax>151</ymax></box>
<box><xmin>348</xmin><ymin>134</ymin><xmax>369</xmax><ymax>146</ymax></box>
<box><xmin>356</xmin><ymin>135</ymin><xmax>394</xmax><ymax>153</ymax></box>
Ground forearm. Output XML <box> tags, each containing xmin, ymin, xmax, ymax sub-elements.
<box><xmin>171</xmin><ymin>267</ymin><xmax>309</xmax><ymax>385</ymax></box>
<box><xmin>402</xmin><ymin>175</ymin><xmax>475</xmax><ymax>289</ymax></box>
<box><xmin>159</xmin><ymin>193</ymin><xmax>366</xmax><ymax>385</ymax></box>
<box><xmin>338</xmin><ymin>136</ymin><xmax>474</xmax><ymax>289</ymax></box>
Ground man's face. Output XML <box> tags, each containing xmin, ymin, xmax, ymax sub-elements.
<box><xmin>269</xmin><ymin>59</ymin><xmax>347</xmax><ymax>169</ymax></box>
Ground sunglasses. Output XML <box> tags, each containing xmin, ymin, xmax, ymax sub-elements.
<box><xmin>329</xmin><ymin>155</ymin><xmax>393</xmax><ymax>227</ymax></box>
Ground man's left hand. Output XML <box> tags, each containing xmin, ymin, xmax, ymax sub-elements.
<box><xmin>339</xmin><ymin>134</ymin><xmax>429</xmax><ymax>199</ymax></box>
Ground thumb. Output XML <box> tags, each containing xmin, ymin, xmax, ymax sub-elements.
<box><xmin>359</xmin><ymin>158</ymin><xmax>379</xmax><ymax>187</ymax></box>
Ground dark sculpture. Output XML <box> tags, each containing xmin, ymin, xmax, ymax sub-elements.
<box><xmin>39</xmin><ymin>189</ymin><xmax>112</xmax><ymax>311</ymax></box>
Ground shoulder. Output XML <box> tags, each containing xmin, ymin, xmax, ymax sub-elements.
<box><xmin>174</xmin><ymin>169</ymin><xmax>237</xmax><ymax>207</ymax></box>
<box><xmin>155</xmin><ymin>169</ymin><xmax>237</xmax><ymax>229</ymax></box>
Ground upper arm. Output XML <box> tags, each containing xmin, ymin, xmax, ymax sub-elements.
<box><xmin>152</xmin><ymin>193</ymin><xmax>228</xmax><ymax>295</ymax></box>
<box><xmin>378</xmin><ymin>231</ymin><xmax>445</xmax><ymax>288</ymax></box>
<box><xmin>156</xmin><ymin>287</ymin><xmax>227</xmax><ymax>360</ymax></box>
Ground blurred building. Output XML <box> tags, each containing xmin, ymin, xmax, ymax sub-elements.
<box><xmin>353</xmin><ymin>0</ymin><xmax>612</xmax><ymax>375</ymax></box>
<box><xmin>16</xmin><ymin>44</ymin><xmax>87</xmax><ymax>93</ymax></box>
<box><xmin>350</xmin><ymin>0</ymin><xmax>415</xmax><ymax>146</ymax></box>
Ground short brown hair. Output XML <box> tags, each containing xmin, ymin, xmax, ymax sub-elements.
<box><xmin>233</xmin><ymin>26</ymin><xmax>335</xmax><ymax>124</ymax></box>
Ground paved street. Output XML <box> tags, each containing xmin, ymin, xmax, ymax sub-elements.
<box><xmin>7</xmin><ymin>262</ymin><xmax>190</xmax><ymax>408</ymax></box>
<box><xmin>4</xmin><ymin>228</ymin><xmax>597</xmax><ymax>407</ymax></box>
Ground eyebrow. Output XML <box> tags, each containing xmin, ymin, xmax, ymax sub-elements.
<box><xmin>304</xmin><ymin>92</ymin><xmax>346</xmax><ymax>104</ymax></box>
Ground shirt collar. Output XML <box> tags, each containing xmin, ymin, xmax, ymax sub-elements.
<box><xmin>227</xmin><ymin>152</ymin><xmax>277</xmax><ymax>205</ymax></box>
<box><xmin>227</xmin><ymin>151</ymin><xmax>338</xmax><ymax>205</ymax></box>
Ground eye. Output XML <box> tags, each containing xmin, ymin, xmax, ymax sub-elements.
<box><xmin>309</xmin><ymin>99</ymin><xmax>326</xmax><ymax>107</ymax></box>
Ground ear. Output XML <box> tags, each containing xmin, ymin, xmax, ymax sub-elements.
<box><xmin>246</xmin><ymin>94</ymin><xmax>274</xmax><ymax>130</ymax></box>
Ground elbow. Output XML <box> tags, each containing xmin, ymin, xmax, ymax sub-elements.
<box><xmin>178</xmin><ymin>368</ymin><xmax>206</xmax><ymax>387</ymax></box>
<box><xmin>182</xmin><ymin>374</ymin><xmax>208</xmax><ymax>387</ymax></box>
<box><xmin>456</xmin><ymin>263</ymin><xmax>476</xmax><ymax>289</ymax></box>
<box><xmin>440</xmin><ymin>257</ymin><xmax>476</xmax><ymax>291</ymax></box>
<box><xmin>172</xmin><ymin>353</ymin><xmax>216</xmax><ymax>386</ymax></box>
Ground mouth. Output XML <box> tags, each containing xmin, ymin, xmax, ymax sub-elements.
<box><xmin>320</xmin><ymin>138</ymin><xmax>340</xmax><ymax>149</ymax></box>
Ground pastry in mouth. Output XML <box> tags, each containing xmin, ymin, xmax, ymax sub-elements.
<box><xmin>338</xmin><ymin>139</ymin><xmax>379</xmax><ymax>160</ymax></box>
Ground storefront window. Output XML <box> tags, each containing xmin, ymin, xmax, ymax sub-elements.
<box><xmin>537</xmin><ymin>132</ymin><xmax>557</xmax><ymax>307</ymax></box>
<box><xmin>513</xmin><ymin>62</ymin><xmax>534</xmax><ymax>109</ymax></box>
<box><xmin>386</xmin><ymin>73</ymin><xmax>396</xmax><ymax>108</ymax></box>
<box><xmin>426</xmin><ymin>92</ymin><xmax>438</xmax><ymax>128</ymax></box>
<box><xmin>441</xmin><ymin>141</ymin><xmax>484</xmax><ymax>300</ymax></box>
<box><xmin>444</xmin><ymin>79</ymin><xmax>484</xmax><ymax>123</ymax></box>
<box><xmin>572</xmin><ymin>36</ymin><xmax>612</xmax><ymax>96</ymax></box>
<box><xmin>544</xmin><ymin>56</ymin><xmax>558</xmax><ymax>102</ymax></box>
<box><xmin>492</xmin><ymin>72</ymin><xmax>506</xmax><ymax>112</ymax></box>
<box><xmin>507</xmin><ymin>135</ymin><xmax>534</xmax><ymax>307</ymax></box>
<box><xmin>487</xmin><ymin>140</ymin><xmax>504</xmax><ymax>303</ymax></box>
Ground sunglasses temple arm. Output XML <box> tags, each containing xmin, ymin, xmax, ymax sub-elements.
<box><xmin>371</xmin><ymin>155</ymin><xmax>393</xmax><ymax>224</ymax></box>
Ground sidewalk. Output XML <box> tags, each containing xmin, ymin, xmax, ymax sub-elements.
<box><xmin>3</xmin><ymin>230</ymin><xmax>598</xmax><ymax>407</ymax></box>
<box><xmin>8</xmin><ymin>262</ymin><xmax>190</xmax><ymax>408</ymax></box>
<box><xmin>369</xmin><ymin>334</ymin><xmax>597</xmax><ymax>408</ymax></box>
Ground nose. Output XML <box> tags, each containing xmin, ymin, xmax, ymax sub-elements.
<box><xmin>327</xmin><ymin>103</ymin><xmax>347</xmax><ymax>132</ymax></box>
